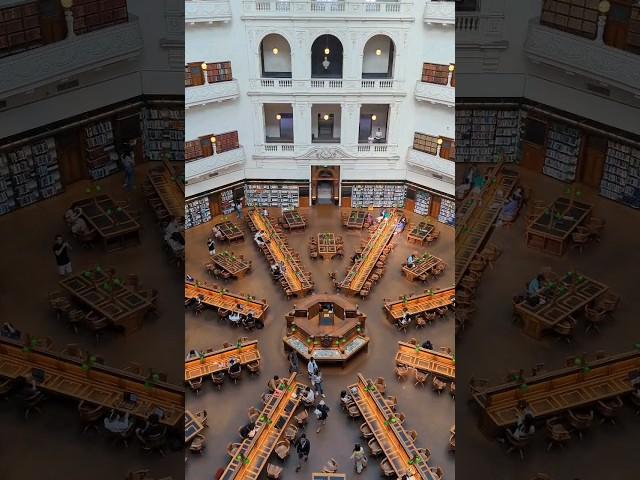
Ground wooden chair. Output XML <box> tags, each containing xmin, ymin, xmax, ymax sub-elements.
<box><xmin>211</xmin><ymin>372</ymin><xmax>225</xmax><ymax>391</ymax></box>
<box><xmin>226</xmin><ymin>442</ymin><xmax>241</xmax><ymax>458</ymax></box>
<box><xmin>385</xmin><ymin>395</ymin><xmax>397</xmax><ymax>411</ymax></box>
<box><xmin>189</xmin><ymin>434</ymin><xmax>206</xmax><ymax>453</ymax></box>
<box><xmin>274</xmin><ymin>439</ymin><xmax>291</xmax><ymax>460</ymax></box>
<box><xmin>380</xmin><ymin>458</ymin><xmax>395</xmax><ymax>477</ymax></box>
<box><xmin>359</xmin><ymin>422</ymin><xmax>373</xmax><ymax>439</ymax></box>
<box><xmin>415</xmin><ymin>369</ymin><xmax>428</xmax><ymax>387</ymax></box>
<box><xmin>469</xmin><ymin>376</ymin><xmax>489</xmax><ymax>395</ymax></box>
<box><xmin>267</xmin><ymin>464</ymin><xmax>283</xmax><ymax>479</ymax></box>
<box><xmin>123</xmin><ymin>362</ymin><xmax>145</xmax><ymax>376</ymax></box>
<box><xmin>566</xmin><ymin>408</ymin><xmax>593</xmax><ymax>439</ymax></box>
<box><xmin>347</xmin><ymin>404</ymin><xmax>361</xmax><ymax>419</ymax></box>
<box><xmin>188</xmin><ymin>377</ymin><xmax>203</xmax><ymax>395</ymax></box>
<box><xmin>61</xmin><ymin>343</ymin><xmax>85</xmax><ymax>359</ymax></box>
<box><xmin>395</xmin><ymin>365</ymin><xmax>409</xmax><ymax>381</ymax></box>
<box><xmin>78</xmin><ymin>400</ymin><xmax>105</xmax><ymax>433</ymax></box>
<box><xmin>449</xmin><ymin>381</ymin><xmax>456</xmax><ymax>398</ymax></box>
<box><xmin>321</xmin><ymin>458</ymin><xmax>338</xmax><ymax>474</ymax></box>
<box><xmin>505</xmin><ymin>428</ymin><xmax>531</xmax><ymax>460</ymax></box>
<box><xmin>407</xmin><ymin>430</ymin><xmax>418</xmax><ymax>442</ymax></box>
<box><xmin>597</xmin><ymin>396</ymin><xmax>623</xmax><ymax>425</ymax></box>
<box><xmin>433</xmin><ymin>467</ymin><xmax>445</xmax><ymax>480</ymax></box>
<box><xmin>248</xmin><ymin>406</ymin><xmax>260</xmax><ymax>423</ymax></box>
<box><xmin>570</xmin><ymin>228</ymin><xmax>590</xmax><ymax>254</ymax></box>
<box><xmin>584</xmin><ymin>304</ymin><xmax>607</xmax><ymax>333</ymax></box>
<box><xmin>432</xmin><ymin>377</ymin><xmax>447</xmax><ymax>394</ymax></box>
<box><xmin>396</xmin><ymin>412</ymin><xmax>406</xmax><ymax>424</ymax></box>
<box><xmin>66</xmin><ymin>309</ymin><xmax>85</xmax><ymax>334</ymax></box>
<box><xmin>284</xmin><ymin>423</ymin><xmax>298</xmax><ymax>442</ymax></box>
<box><xmin>553</xmin><ymin>316</ymin><xmax>576</xmax><ymax>343</ymax></box>
<box><xmin>585</xmin><ymin>216</ymin><xmax>605</xmax><ymax>242</ymax></box>
<box><xmin>84</xmin><ymin>311</ymin><xmax>110</xmax><ymax>345</ymax></box>
<box><xmin>247</xmin><ymin>360</ymin><xmax>261</xmax><ymax>375</ymax></box>
<box><xmin>545</xmin><ymin>417</ymin><xmax>571</xmax><ymax>451</ymax></box>
<box><xmin>295</xmin><ymin>409</ymin><xmax>309</xmax><ymax>428</ymax></box>
<box><xmin>595</xmin><ymin>291</ymin><xmax>620</xmax><ymax>319</ymax></box>
<box><xmin>417</xmin><ymin>447</ymin><xmax>431</xmax><ymax>463</ymax></box>
<box><xmin>368</xmin><ymin>438</ymin><xmax>383</xmax><ymax>456</ymax></box>
<box><xmin>374</xmin><ymin>377</ymin><xmax>386</xmax><ymax>394</ymax></box>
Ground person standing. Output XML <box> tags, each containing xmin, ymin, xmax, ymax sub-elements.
<box><xmin>307</xmin><ymin>357</ymin><xmax>319</xmax><ymax>378</ymax></box>
<box><xmin>288</xmin><ymin>350</ymin><xmax>299</xmax><ymax>374</ymax></box>
<box><xmin>350</xmin><ymin>444</ymin><xmax>367</xmax><ymax>474</ymax></box>
<box><xmin>53</xmin><ymin>234</ymin><xmax>72</xmax><ymax>276</ymax></box>
<box><xmin>314</xmin><ymin>400</ymin><xmax>330</xmax><ymax>433</ymax></box>
<box><xmin>294</xmin><ymin>434</ymin><xmax>311</xmax><ymax>472</ymax></box>
<box><xmin>207</xmin><ymin>237</ymin><xmax>216</xmax><ymax>256</ymax></box>
<box><xmin>235</xmin><ymin>200</ymin><xmax>243</xmax><ymax>219</ymax></box>
<box><xmin>311</xmin><ymin>371</ymin><xmax>325</xmax><ymax>398</ymax></box>
<box><xmin>120</xmin><ymin>146</ymin><xmax>135</xmax><ymax>191</ymax></box>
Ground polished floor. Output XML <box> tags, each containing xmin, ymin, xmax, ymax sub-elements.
<box><xmin>0</xmin><ymin>164</ymin><xmax>184</xmax><ymax>480</ymax></box>
<box><xmin>457</xmin><ymin>165</ymin><xmax>640</xmax><ymax>480</ymax></box>
<box><xmin>185</xmin><ymin>205</ymin><xmax>456</xmax><ymax>479</ymax></box>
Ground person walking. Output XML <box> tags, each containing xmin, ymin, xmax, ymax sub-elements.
<box><xmin>311</xmin><ymin>371</ymin><xmax>325</xmax><ymax>398</ymax></box>
<box><xmin>235</xmin><ymin>200</ymin><xmax>243</xmax><ymax>219</ymax></box>
<box><xmin>314</xmin><ymin>400</ymin><xmax>330</xmax><ymax>433</ymax></box>
<box><xmin>307</xmin><ymin>357</ymin><xmax>319</xmax><ymax>378</ymax></box>
<box><xmin>294</xmin><ymin>434</ymin><xmax>311</xmax><ymax>472</ymax></box>
<box><xmin>120</xmin><ymin>145</ymin><xmax>135</xmax><ymax>191</ymax></box>
<box><xmin>53</xmin><ymin>234</ymin><xmax>72</xmax><ymax>276</ymax></box>
<box><xmin>350</xmin><ymin>444</ymin><xmax>368</xmax><ymax>473</ymax></box>
<box><xmin>207</xmin><ymin>237</ymin><xmax>216</xmax><ymax>256</ymax></box>
<box><xmin>288</xmin><ymin>350</ymin><xmax>299</xmax><ymax>374</ymax></box>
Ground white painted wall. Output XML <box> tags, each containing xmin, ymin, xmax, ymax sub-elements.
<box><xmin>362</xmin><ymin>35</ymin><xmax>393</xmax><ymax>75</ymax></box>
<box><xmin>261</xmin><ymin>34</ymin><xmax>292</xmax><ymax>73</ymax></box>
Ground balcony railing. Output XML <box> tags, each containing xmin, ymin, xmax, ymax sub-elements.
<box><xmin>242</xmin><ymin>1</ymin><xmax>414</xmax><ymax>19</ymax></box>
<box><xmin>525</xmin><ymin>19</ymin><xmax>640</xmax><ymax>96</ymax></box>
<box><xmin>406</xmin><ymin>148</ymin><xmax>454</xmax><ymax>183</ymax></box>
<box><xmin>455</xmin><ymin>12</ymin><xmax>508</xmax><ymax>48</ymax></box>
<box><xmin>185</xmin><ymin>79</ymin><xmax>240</xmax><ymax>109</ymax></box>
<box><xmin>185</xmin><ymin>0</ymin><xmax>232</xmax><ymax>24</ymax></box>
<box><xmin>254</xmin><ymin>143</ymin><xmax>399</xmax><ymax>158</ymax></box>
<box><xmin>248</xmin><ymin>78</ymin><xmax>403</xmax><ymax>95</ymax></box>
<box><xmin>0</xmin><ymin>16</ymin><xmax>143</xmax><ymax>98</ymax></box>
<box><xmin>414</xmin><ymin>80</ymin><xmax>454</xmax><ymax>107</ymax></box>
<box><xmin>423</xmin><ymin>0</ymin><xmax>454</xmax><ymax>25</ymax></box>
<box><xmin>185</xmin><ymin>146</ymin><xmax>246</xmax><ymax>185</ymax></box>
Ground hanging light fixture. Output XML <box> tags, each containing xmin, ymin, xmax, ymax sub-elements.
<box><xmin>323</xmin><ymin>114</ymin><xmax>329</xmax><ymax>121</ymax></box>
<box><xmin>322</xmin><ymin>35</ymin><xmax>331</xmax><ymax>70</ymax></box>
<box><xmin>272</xmin><ymin>47</ymin><xmax>279</xmax><ymax>55</ymax></box>
<box><xmin>448</xmin><ymin>64</ymin><xmax>455</xmax><ymax>72</ymax></box>
<box><xmin>276</xmin><ymin>114</ymin><xmax>282</xmax><ymax>120</ymax></box>
<box><xmin>437</xmin><ymin>137</ymin><xmax>443</xmax><ymax>145</ymax></box>
<box><xmin>210</xmin><ymin>136</ymin><xmax>216</xmax><ymax>144</ymax></box>
<box><xmin>371</xmin><ymin>114</ymin><xmax>377</xmax><ymax>121</ymax></box>
<box><xmin>201</xmin><ymin>62</ymin><xmax>207</xmax><ymax>70</ymax></box>
<box><xmin>375</xmin><ymin>49</ymin><xmax>382</xmax><ymax>56</ymax></box>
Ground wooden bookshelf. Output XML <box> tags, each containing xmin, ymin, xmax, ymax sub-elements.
<box><xmin>213</xmin><ymin>131</ymin><xmax>239</xmax><ymax>154</ymax></box>
<box><xmin>600</xmin><ymin>140</ymin><xmax>640</xmax><ymax>208</ymax></box>
<box><xmin>205</xmin><ymin>61</ymin><xmax>232</xmax><ymax>83</ymax></box>
<box><xmin>543</xmin><ymin>122</ymin><xmax>581</xmax><ymax>182</ymax></box>
<box><xmin>351</xmin><ymin>184</ymin><xmax>406</xmax><ymax>208</ymax></box>
<box><xmin>421</xmin><ymin>63</ymin><xmax>449</xmax><ymax>85</ymax></box>
<box><xmin>0</xmin><ymin>2</ymin><xmax>42</xmax><ymax>58</ymax></box>
<box><xmin>440</xmin><ymin>136</ymin><xmax>455</xmax><ymax>160</ymax></box>
<box><xmin>413</xmin><ymin>132</ymin><xmax>438</xmax><ymax>155</ymax></box>
<box><xmin>185</xmin><ymin>62</ymin><xmax>204</xmax><ymax>87</ymax></box>
<box><xmin>245</xmin><ymin>184</ymin><xmax>299</xmax><ymax>210</ymax></box>
<box><xmin>83</xmin><ymin>120</ymin><xmax>119</xmax><ymax>180</ymax></box>
<box><xmin>185</xmin><ymin>139</ymin><xmax>204</xmax><ymax>162</ymax></box>
<box><xmin>456</xmin><ymin>107</ymin><xmax>520</xmax><ymax>162</ymax></box>
<box><xmin>185</xmin><ymin>197</ymin><xmax>211</xmax><ymax>229</ymax></box>
<box><xmin>71</xmin><ymin>0</ymin><xmax>128</xmax><ymax>35</ymax></box>
<box><xmin>414</xmin><ymin>190</ymin><xmax>432</xmax><ymax>216</ymax></box>
<box><xmin>186</xmin><ymin>131</ymin><xmax>239</xmax><ymax>162</ymax></box>
<box><xmin>540</xmin><ymin>0</ymin><xmax>599</xmax><ymax>39</ymax></box>
<box><xmin>141</xmin><ymin>107</ymin><xmax>185</xmax><ymax>161</ymax></box>
<box><xmin>437</xmin><ymin>198</ymin><xmax>455</xmax><ymax>226</ymax></box>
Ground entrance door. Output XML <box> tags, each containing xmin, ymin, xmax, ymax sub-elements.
<box><xmin>358</xmin><ymin>116</ymin><xmax>373</xmax><ymax>142</ymax></box>
<box><xmin>317</xmin><ymin>181</ymin><xmax>333</xmax><ymax>204</ymax></box>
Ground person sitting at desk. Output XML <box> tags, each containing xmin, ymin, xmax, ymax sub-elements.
<box><xmin>262</xmin><ymin>208</ymin><xmax>269</xmax><ymax>217</ymax></box>
<box><xmin>406</xmin><ymin>254</ymin><xmax>415</xmax><ymax>268</ymax></box>
<box><xmin>398</xmin><ymin>309</ymin><xmax>411</xmax><ymax>329</ymax></box>
<box><xmin>511</xmin><ymin>413</ymin><xmax>535</xmax><ymax>440</ymax></box>
<box><xmin>366</xmin><ymin>212</ymin><xmax>374</xmax><ymax>225</ymax></box>
<box><xmin>228</xmin><ymin>358</ymin><xmax>242</xmax><ymax>375</ymax></box>
<box><xmin>135</xmin><ymin>413</ymin><xmax>163</xmax><ymax>447</ymax></box>
<box><xmin>228</xmin><ymin>310</ymin><xmax>242</xmax><ymax>326</ymax></box>
<box><xmin>186</xmin><ymin>349</ymin><xmax>201</xmax><ymax>361</ymax></box>
<box><xmin>527</xmin><ymin>274</ymin><xmax>546</xmax><ymax>298</ymax></box>
<box><xmin>302</xmin><ymin>387</ymin><xmax>315</xmax><ymax>407</ymax></box>
<box><xmin>339</xmin><ymin>390</ymin><xmax>353</xmax><ymax>407</ymax></box>
<box><xmin>268</xmin><ymin>375</ymin><xmax>281</xmax><ymax>392</ymax></box>
<box><xmin>104</xmin><ymin>410</ymin><xmax>131</xmax><ymax>434</ymax></box>
<box><xmin>14</xmin><ymin>375</ymin><xmax>43</xmax><ymax>402</ymax></box>
<box><xmin>70</xmin><ymin>215</ymin><xmax>89</xmax><ymax>236</ymax></box>
<box><xmin>254</xmin><ymin>230</ymin><xmax>266</xmax><ymax>247</ymax></box>
<box><xmin>421</xmin><ymin>340</ymin><xmax>433</xmax><ymax>350</ymax></box>
<box><xmin>270</xmin><ymin>262</ymin><xmax>282</xmax><ymax>278</ymax></box>
<box><xmin>351</xmin><ymin>252</ymin><xmax>362</xmax><ymax>263</ymax></box>
<box><xmin>512</xmin><ymin>185</ymin><xmax>524</xmax><ymax>205</ymax></box>
<box><xmin>212</xmin><ymin>225</ymin><xmax>225</xmax><ymax>241</ymax></box>
<box><xmin>1</xmin><ymin>322</ymin><xmax>20</xmax><ymax>340</ymax></box>
<box><xmin>243</xmin><ymin>312</ymin><xmax>256</xmax><ymax>329</ymax></box>
<box><xmin>394</xmin><ymin>216</ymin><xmax>407</xmax><ymax>235</ymax></box>
<box><xmin>374</xmin><ymin>127</ymin><xmax>384</xmax><ymax>142</ymax></box>
<box><xmin>239</xmin><ymin>421</ymin><xmax>257</xmax><ymax>439</ymax></box>
<box><xmin>499</xmin><ymin>196</ymin><xmax>520</xmax><ymax>223</ymax></box>
<box><xmin>64</xmin><ymin>207</ymin><xmax>82</xmax><ymax>226</ymax></box>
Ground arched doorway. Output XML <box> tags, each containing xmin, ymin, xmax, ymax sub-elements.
<box><xmin>260</xmin><ymin>33</ymin><xmax>292</xmax><ymax>78</ymax></box>
<box><xmin>311</xmin><ymin>166</ymin><xmax>340</xmax><ymax>205</ymax></box>
<box><xmin>311</xmin><ymin>34</ymin><xmax>343</xmax><ymax>79</ymax></box>
<box><xmin>362</xmin><ymin>34</ymin><xmax>395</xmax><ymax>79</ymax></box>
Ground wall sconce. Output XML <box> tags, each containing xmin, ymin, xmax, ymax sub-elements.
<box><xmin>323</xmin><ymin>114</ymin><xmax>329</xmax><ymax>121</ymax></box>
<box><xmin>448</xmin><ymin>64</ymin><xmax>455</xmax><ymax>72</ymax></box>
<box><xmin>210</xmin><ymin>136</ymin><xmax>216</xmax><ymax>144</ymax></box>
<box><xmin>201</xmin><ymin>62</ymin><xmax>207</xmax><ymax>70</ymax></box>
<box><xmin>437</xmin><ymin>138</ymin><xmax>443</xmax><ymax>145</ymax></box>
<box><xmin>210</xmin><ymin>136</ymin><xmax>217</xmax><ymax>155</ymax></box>
<box><xmin>371</xmin><ymin>114</ymin><xmax>377</xmax><ymax>121</ymax></box>
<box><xmin>276</xmin><ymin>114</ymin><xmax>282</xmax><ymax>120</ymax></box>
<box><xmin>324</xmin><ymin>47</ymin><xmax>330</xmax><ymax>55</ymax></box>
<box><xmin>272</xmin><ymin>48</ymin><xmax>279</xmax><ymax>55</ymax></box>
<box><xmin>60</xmin><ymin>0</ymin><xmax>75</xmax><ymax>39</ymax></box>
<box><xmin>598</xmin><ymin>0</ymin><xmax>611</xmax><ymax>13</ymax></box>
<box><xmin>375</xmin><ymin>49</ymin><xmax>382</xmax><ymax>56</ymax></box>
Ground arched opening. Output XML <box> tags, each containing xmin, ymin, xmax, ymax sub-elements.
<box><xmin>362</xmin><ymin>35</ymin><xmax>394</xmax><ymax>79</ymax></box>
<box><xmin>311</xmin><ymin>34</ymin><xmax>343</xmax><ymax>79</ymax></box>
<box><xmin>260</xmin><ymin>34</ymin><xmax>292</xmax><ymax>78</ymax></box>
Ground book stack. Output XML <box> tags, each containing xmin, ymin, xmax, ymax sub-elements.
<box><xmin>244</xmin><ymin>184</ymin><xmax>300</xmax><ymax>210</ymax></box>
<box><xmin>220</xmin><ymin>189</ymin><xmax>235</xmax><ymax>215</ymax></box>
<box><xmin>351</xmin><ymin>184</ymin><xmax>406</xmax><ymax>208</ymax></box>
<box><xmin>543</xmin><ymin>123</ymin><xmax>580</xmax><ymax>182</ymax></box>
<box><xmin>185</xmin><ymin>197</ymin><xmax>212</xmax><ymax>229</ymax></box>
<box><xmin>414</xmin><ymin>191</ymin><xmax>432</xmax><ymax>216</ymax></box>
<box><xmin>600</xmin><ymin>141</ymin><xmax>640</xmax><ymax>208</ymax></box>
<box><xmin>437</xmin><ymin>198</ymin><xmax>455</xmax><ymax>225</ymax></box>
<box><xmin>142</xmin><ymin>108</ymin><xmax>185</xmax><ymax>161</ymax></box>
<box><xmin>84</xmin><ymin>120</ymin><xmax>119</xmax><ymax>180</ymax></box>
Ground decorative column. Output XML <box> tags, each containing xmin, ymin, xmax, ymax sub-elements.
<box><xmin>596</xmin><ymin>1</ymin><xmax>610</xmax><ymax>45</ymax></box>
<box><xmin>252</xmin><ymin>101</ymin><xmax>266</xmax><ymax>147</ymax></box>
<box><xmin>61</xmin><ymin>0</ymin><xmax>76</xmax><ymax>39</ymax></box>
<box><xmin>293</xmin><ymin>30</ymin><xmax>309</xmax><ymax>81</ymax></box>
<box><xmin>386</xmin><ymin>102</ymin><xmax>400</xmax><ymax>145</ymax></box>
<box><xmin>341</xmin><ymin>102</ymin><xmax>360</xmax><ymax>147</ymax></box>
<box><xmin>293</xmin><ymin>102</ymin><xmax>311</xmax><ymax>147</ymax></box>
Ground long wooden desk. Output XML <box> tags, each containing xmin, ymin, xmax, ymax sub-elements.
<box><xmin>384</xmin><ymin>287</ymin><xmax>455</xmax><ymax>321</ymax></box>
<box><xmin>340</xmin><ymin>212</ymin><xmax>400</xmax><ymax>295</ymax></box>
<box><xmin>248</xmin><ymin>210</ymin><xmax>312</xmax><ymax>296</ymax></box>
<box><xmin>184</xmin><ymin>282</ymin><xmax>268</xmax><ymax>319</ymax></box>
<box><xmin>60</xmin><ymin>268</ymin><xmax>151</xmax><ymax>335</ymax></box>
<box><xmin>220</xmin><ymin>373</ymin><xmax>304</xmax><ymax>480</ymax></box>
<box><xmin>73</xmin><ymin>195</ymin><xmax>140</xmax><ymax>252</ymax></box>
<box><xmin>185</xmin><ymin>409</ymin><xmax>204</xmax><ymax>443</ymax></box>
<box><xmin>473</xmin><ymin>350</ymin><xmax>640</xmax><ymax>435</ymax></box>
<box><xmin>454</xmin><ymin>163</ymin><xmax>518</xmax><ymax>287</ymax></box>
<box><xmin>407</xmin><ymin>222</ymin><xmax>434</xmax><ymax>245</ymax></box>
<box><xmin>526</xmin><ymin>197</ymin><xmax>592</xmax><ymax>256</ymax></box>
<box><xmin>515</xmin><ymin>272</ymin><xmax>608</xmax><ymax>339</ymax></box>
<box><xmin>349</xmin><ymin>374</ymin><xmax>437</xmax><ymax>480</ymax></box>
<box><xmin>345</xmin><ymin>209</ymin><xmax>366</xmax><ymax>229</ymax></box>
<box><xmin>208</xmin><ymin>252</ymin><xmax>251</xmax><ymax>278</ymax></box>
<box><xmin>0</xmin><ymin>336</ymin><xmax>183</xmax><ymax>426</ymax></box>
<box><xmin>185</xmin><ymin>341</ymin><xmax>260</xmax><ymax>382</ymax></box>
<box><xmin>395</xmin><ymin>341</ymin><xmax>455</xmax><ymax>380</ymax></box>
<box><xmin>402</xmin><ymin>253</ymin><xmax>443</xmax><ymax>282</ymax></box>
<box><xmin>147</xmin><ymin>167</ymin><xmax>183</xmax><ymax>218</ymax></box>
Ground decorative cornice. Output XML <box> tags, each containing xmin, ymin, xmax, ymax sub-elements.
<box><xmin>185</xmin><ymin>0</ymin><xmax>232</xmax><ymax>24</ymax></box>
<box><xmin>524</xmin><ymin>19</ymin><xmax>640</xmax><ymax>96</ymax></box>
<box><xmin>423</xmin><ymin>1</ymin><xmax>455</xmax><ymax>25</ymax></box>
<box><xmin>185</xmin><ymin>79</ymin><xmax>240</xmax><ymax>108</ymax></box>
<box><xmin>414</xmin><ymin>80</ymin><xmax>454</xmax><ymax>107</ymax></box>
<box><xmin>296</xmin><ymin>146</ymin><xmax>359</xmax><ymax>161</ymax></box>
<box><xmin>0</xmin><ymin>17</ymin><xmax>143</xmax><ymax>98</ymax></box>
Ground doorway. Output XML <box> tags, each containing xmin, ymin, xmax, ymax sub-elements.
<box><xmin>317</xmin><ymin>114</ymin><xmax>334</xmax><ymax>141</ymax></box>
<box><xmin>311</xmin><ymin>166</ymin><xmax>340</xmax><ymax>206</ymax></box>
<box><xmin>317</xmin><ymin>181</ymin><xmax>333</xmax><ymax>204</ymax></box>
<box><xmin>358</xmin><ymin>116</ymin><xmax>372</xmax><ymax>143</ymax></box>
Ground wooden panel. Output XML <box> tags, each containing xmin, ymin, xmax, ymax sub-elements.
<box><xmin>521</xmin><ymin>141</ymin><xmax>546</xmax><ymax>172</ymax></box>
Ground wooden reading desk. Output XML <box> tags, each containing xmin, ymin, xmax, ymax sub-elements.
<box><xmin>215</xmin><ymin>221</ymin><xmax>245</xmax><ymax>242</ymax></box>
<box><xmin>384</xmin><ymin>287</ymin><xmax>455</xmax><ymax>322</ymax></box>
<box><xmin>0</xmin><ymin>336</ymin><xmax>183</xmax><ymax>427</ymax></box>
<box><xmin>219</xmin><ymin>373</ymin><xmax>305</xmax><ymax>480</ymax></box>
<box><xmin>514</xmin><ymin>271</ymin><xmax>608</xmax><ymax>339</ymax></box>
<box><xmin>73</xmin><ymin>195</ymin><xmax>140</xmax><ymax>252</ymax></box>
<box><xmin>402</xmin><ymin>254</ymin><xmax>443</xmax><ymax>282</ymax></box>
<box><xmin>248</xmin><ymin>210</ymin><xmax>313</xmax><ymax>296</ymax></box>
<box><xmin>147</xmin><ymin>162</ymin><xmax>184</xmax><ymax>218</ymax></box>
<box><xmin>349</xmin><ymin>374</ymin><xmax>438</xmax><ymax>480</ymax></box>
<box><xmin>526</xmin><ymin>197</ymin><xmax>593</xmax><ymax>256</ymax></box>
<box><xmin>185</xmin><ymin>340</ymin><xmax>260</xmax><ymax>382</ymax></box>
<box><xmin>60</xmin><ymin>268</ymin><xmax>151</xmax><ymax>335</ymax></box>
<box><xmin>184</xmin><ymin>282</ymin><xmax>268</xmax><ymax>319</ymax></box>
<box><xmin>317</xmin><ymin>232</ymin><xmax>337</xmax><ymax>260</ymax></box>
<box><xmin>454</xmin><ymin>162</ymin><xmax>518</xmax><ymax>287</ymax></box>
<box><xmin>344</xmin><ymin>209</ymin><xmax>366</xmax><ymax>229</ymax></box>
<box><xmin>340</xmin><ymin>212</ymin><xmax>400</xmax><ymax>295</ymax></box>
<box><xmin>185</xmin><ymin>409</ymin><xmax>204</xmax><ymax>443</ymax></box>
<box><xmin>473</xmin><ymin>350</ymin><xmax>640</xmax><ymax>435</ymax></box>
<box><xmin>283</xmin><ymin>210</ymin><xmax>306</xmax><ymax>230</ymax></box>
<box><xmin>395</xmin><ymin>341</ymin><xmax>455</xmax><ymax>380</ymax></box>
<box><xmin>207</xmin><ymin>252</ymin><xmax>251</xmax><ymax>278</ymax></box>
<box><xmin>407</xmin><ymin>222</ymin><xmax>434</xmax><ymax>245</ymax></box>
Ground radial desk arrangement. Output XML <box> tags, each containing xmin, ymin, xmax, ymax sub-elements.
<box><xmin>339</xmin><ymin>211</ymin><xmax>400</xmax><ymax>295</ymax></box>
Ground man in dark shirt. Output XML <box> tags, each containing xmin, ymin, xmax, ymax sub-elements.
<box><xmin>53</xmin><ymin>234</ymin><xmax>72</xmax><ymax>276</ymax></box>
<box><xmin>295</xmin><ymin>433</ymin><xmax>311</xmax><ymax>472</ymax></box>
<box><xmin>135</xmin><ymin>413</ymin><xmax>163</xmax><ymax>447</ymax></box>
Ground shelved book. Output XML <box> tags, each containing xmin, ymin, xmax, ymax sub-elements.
<box><xmin>438</xmin><ymin>198</ymin><xmax>455</xmax><ymax>226</ymax></box>
<box><xmin>84</xmin><ymin>120</ymin><xmax>119</xmax><ymax>180</ymax></box>
<box><xmin>414</xmin><ymin>191</ymin><xmax>432</xmax><ymax>216</ymax></box>
<box><xmin>542</xmin><ymin>123</ymin><xmax>580</xmax><ymax>182</ymax></box>
<box><xmin>220</xmin><ymin>189</ymin><xmax>235</xmax><ymax>215</ymax></box>
<box><xmin>351</xmin><ymin>184</ymin><xmax>406</xmax><ymax>208</ymax></box>
<box><xmin>142</xmin><ymin>107</ymin><xmax>185</xmax><ymax>161</ymax></box>
<box><xmin>244</xmin><ymin>184</ymin><xmax>299</xmax><ymax>210</ymax></box>
<box><xmin>185</xmin><ymin>197</ymin><xmax>212</xmax><ymax>229</ymax></box>
<box><xmin>600</xmin><ymin>141</ymin><xmax>640</xmax><ymax>208</ymax></box>
<box><xmin>0</xmin><ymin>137</ymin><xmax>62</xmax><ymax>216</ymax></box>
<box><xmin>456</xmin><ymin>108</ymin><xmax>520</xmax><ymax>162</ymax></box>
<box><xmin>0</xmin><ymin>1</ymin><xmax>41</xmax><ymax>58</ymax></box>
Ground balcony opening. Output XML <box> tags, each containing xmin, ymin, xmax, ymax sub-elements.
<box><xmin>264</xmin><ymin>103</ymin><xmax>294</xmax><ymax>143</ymax></box>
<box><xmin>358</xmin><ymin>104</ymin><xmax>389</xmax><ymax>144</ymax></box>
<box><xmin>311</xmin><ymin>34</ymin><xmax>343</xmax><ymax>79</ymax></box>
<box><xmin>311</xmin><ymin>104</ymin><xmax>341</xmax><ymax>144</ymax></box>
<box><xmin>362</xmin><ymin>35</ymin><xmax>395</xmax><ymax>79</ymax></box>
<box><xmin>260</xmin><ymin>33</ymin><xmax>292</xmax><ymax>78</ymax></box>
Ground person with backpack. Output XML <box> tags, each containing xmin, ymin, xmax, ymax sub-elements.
<box><xmin>314</xmin><ymin>400</ymin><xmax>330</xmax><ymax>433</ymax></box>
<box><xmin>294</xmin><ymin>434</ymin><xmax>311</xmax><ymax>472</ymax></box>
